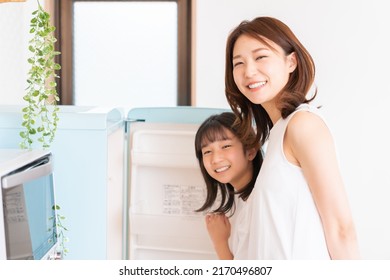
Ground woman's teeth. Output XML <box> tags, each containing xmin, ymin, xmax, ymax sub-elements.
<box><xmin>248</xmin><ymin>81</ymin><xmax>266</xmax><ymax>89</ymax></box>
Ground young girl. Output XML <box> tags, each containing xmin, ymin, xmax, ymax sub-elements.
<box><xmin>194</xmin><ymin>112</ymin><xmax>260</xmax><ymax>259</ymax></box>
<box><xmin>223</xmin><ymin>16</ymin><xmax>359</xmax><ymax>259</ymax></box>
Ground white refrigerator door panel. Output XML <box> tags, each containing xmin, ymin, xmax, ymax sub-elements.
<box><xmin>128</xmin><ymin>122</ymin><xmax>217</xmax><ymax>259</ymax></box>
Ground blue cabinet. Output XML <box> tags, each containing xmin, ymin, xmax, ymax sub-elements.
<box><xmin>0</xmin><ymin>105</ymin><xmax>125</xmax><ymax>259</ymax></box>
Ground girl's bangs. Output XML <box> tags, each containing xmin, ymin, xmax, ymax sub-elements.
<box><xmin>200</xmin><ymin>125</ymin><xmax>230</xmax><ymax>147</ymax></box>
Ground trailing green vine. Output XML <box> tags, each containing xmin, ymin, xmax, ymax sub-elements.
<box><xmin>20</xmin><ymin>1</ymin><xmax>61</xmax><ymax>149</ymax></box>
<box><xmin>20</xmin><ymin>1</ymin><xmax>69</xmax><ymax>259</ymax></box>
<box><xmin>49</xmin><ymin>204</ymin><xmax>69</xmax><ymax>257</ymax></box>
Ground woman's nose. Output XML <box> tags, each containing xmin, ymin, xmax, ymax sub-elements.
<box><xmin>244</xmin><ymin>61</ymin><xmax>257</xmax><ymax>78</ymax></box>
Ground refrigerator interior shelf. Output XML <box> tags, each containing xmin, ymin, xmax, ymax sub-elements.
<box><xmin>129</xmin><ymin>213</ymin><xmax>207</xmax><ymax>237</ymax></box>
<box><xmin>130</xmin><ymin>153</ymin><xmax>197</xmax><ymax>168</ymax></box>
<box><xmin>127</xmin><ymin>120</ymin><xmax>218</xmax><ymax>260</ymax></box>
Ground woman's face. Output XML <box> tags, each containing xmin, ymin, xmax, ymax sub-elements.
<box><xmin>232</xmin><ymin>34</ymin><xmax>296</xmax><ymax>110</ymax></box>
<box><xmin>201</xmin><ymin>128</ymin><xmax>255</xmax><ymax>191</ymax></box>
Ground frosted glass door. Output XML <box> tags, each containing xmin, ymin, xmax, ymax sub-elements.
<box><xmin>73</xmin><ymin>2</ymin><xmax>178</xmax><ymax>110</ymax></box>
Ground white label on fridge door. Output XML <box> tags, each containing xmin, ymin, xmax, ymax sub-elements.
<box><xmin>163</xmin><ymin>184</ymin><xmax>205</xmax><ymax>216</ymax></box>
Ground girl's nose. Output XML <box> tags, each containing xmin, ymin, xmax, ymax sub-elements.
<box><xmin>211</xmin><ymin>152</ymin><xmax>223</xmax><ymax>164</ymax></box>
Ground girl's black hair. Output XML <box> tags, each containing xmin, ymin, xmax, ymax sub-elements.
<box><xmin>194</xmin><ymin>112</ymin><xmax>262</xmax><ymax>215</ymax></box>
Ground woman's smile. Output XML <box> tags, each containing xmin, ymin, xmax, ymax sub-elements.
<box><xmin>248</xmin><ymin>81</ymin><xmax>266</xmax><ymax>89</ymax></box>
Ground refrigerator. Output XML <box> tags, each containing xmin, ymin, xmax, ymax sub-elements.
<box><xmin>0</xmin><ymin>105</ymin><xmax>228</xmax><ymax>259</ymax></box>
<box><xmin>125</xmin><ymin>107</ymin><xmax>228</xmax><ymax>260</ymax></box>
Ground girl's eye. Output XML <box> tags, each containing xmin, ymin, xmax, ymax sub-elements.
<box><xmin>202</xmin><ymin>150</ymin><xmax>211</xmax><ymax>156</ymax></box>
<box><xmin>222</xmin><ymin>144</ymin><xmax>232</xmax><ymax>149</ymax></box>
<box><xmin>256</xmin><ymin>56</ymin><xmax>266</xmax><ymax>61</ymax></box>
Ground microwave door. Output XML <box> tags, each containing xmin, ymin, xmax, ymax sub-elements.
<box><xmin>2</xmin><ymin>155</ymin><xmax>55</xmax><ymax>260</ymax></box>
<box><xmin>2</xmin><ymin>184</ymin><xmax>33</xmax><ymax>259</ymax></box>
<box><xmin>2</xmin><ymin>156</ymin><xmax>52</xmax><ymax>189</ymax></box>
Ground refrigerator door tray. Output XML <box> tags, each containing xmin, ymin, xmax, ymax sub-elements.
<box><xmin>127</xmin><ymin>121</ymin><xmax>217</xmax><ymax>260</ymax></box>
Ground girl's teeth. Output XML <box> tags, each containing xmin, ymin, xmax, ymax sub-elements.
<box><xmin>215</xmin><ymin>166</ymin><xmax>230</xmax><ymax>173</ymax></box>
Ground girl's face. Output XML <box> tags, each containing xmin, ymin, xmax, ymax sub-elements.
<box><xmin>201</xmin><ymin>128</ymin><xmax>256</xmax><ymax>191</ymax></box>
<box><xmin>232</xmin><ymin>34</ymin><xmax>297</xmax><ymax>112</ymax></box>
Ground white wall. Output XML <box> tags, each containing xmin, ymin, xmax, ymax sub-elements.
<box><xmin>194</xmin><ymin>0</ymin><xmax>390</xmax><ymax>259</ymax></box>
<box><xmin>1</xmin><ymin>0</ymin><xmax>389</xmax><ymax>259</ymax></box>
<box><xmin>0</xmin><ymin>1</ymin><xmax>38</xmax><ymax>104</ymax></box>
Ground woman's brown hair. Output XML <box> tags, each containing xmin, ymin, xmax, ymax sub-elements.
<box><xmin>225</xmin><ymin>16</ymin><xmax>316</xmax><ymax>147</ymax></box>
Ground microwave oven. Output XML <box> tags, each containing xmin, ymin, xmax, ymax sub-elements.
<box><xmin>0</xmin><ymin>149</ymin><xmax>59</xmax><ymax>260</ymax></box>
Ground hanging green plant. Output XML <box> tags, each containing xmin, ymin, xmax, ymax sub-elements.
<box><xmin>20</xmin><ymin>1</ymin><xmax>61</xmax><ymax>149</ymax></box>
<box><xmin>49</xmin><ymin>204</ymin><xmax>69</xmax><ymax>257</ymax></box>
<box><xmin>18</xmin><ymin>1</ymin><xmax>69</xmax><ymax>259</ymax></box>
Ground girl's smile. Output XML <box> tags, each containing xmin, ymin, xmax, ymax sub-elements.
<box><xmin>214</xmin><ymin>165</ymin><xmax>231</xmax><ymax>173</ymax></box>
<box><xmin>201</xmin><ymin>128</ymin><xmax>255</xmax><ymax>191</ymax></box>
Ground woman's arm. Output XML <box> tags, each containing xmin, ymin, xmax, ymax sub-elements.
<box><xmin>205</xmin><ymin>213</ymin><xmax>234</xmax><ymax>260</ymax></box>
<box><xmin>285</xmin><ymin>111</ymin><xmax>360</xmax><ymax>259</ymax></box>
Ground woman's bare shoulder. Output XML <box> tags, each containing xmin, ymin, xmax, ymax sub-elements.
<box><xmin>286</xmin><ymin>110</ymin><xmax>332</xmax><ymax>147</ymax></box>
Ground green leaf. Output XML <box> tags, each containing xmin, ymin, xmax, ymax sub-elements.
<box><xmin>22</xmin><ymin>4</ymin><xmax>61</xmax><ymax>150</ymax></box>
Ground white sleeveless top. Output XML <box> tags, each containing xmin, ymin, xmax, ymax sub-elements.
<box><xmin>229</xmin><ymin>104</ymin><xmax>331</xmax><ymax>259</ymax></box>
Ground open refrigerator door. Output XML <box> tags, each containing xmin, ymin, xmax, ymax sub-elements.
<box><xmin>126</xmin><ymin>107</ymin><xmax>228</xmax><ymax>260</ymax></box>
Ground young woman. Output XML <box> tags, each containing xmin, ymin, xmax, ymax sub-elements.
<box><xmin>223</xmin><ymin>16</ymin><xmax>360</xmax><ymax>259</ymax></box>
<box><xmin>194</xmin><ymin>112</ymin><xmax>260</xmax><ymax>259</ymax></box>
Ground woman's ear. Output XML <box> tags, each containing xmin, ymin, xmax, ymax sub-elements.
<box><xmin>288</xmin><ymin>52</ymin><xmax>297</xmax><ymax>73</ymax></box>
<box><xmin>246</xmin><ymin>148</ymin><xmax>257</xmax><ymax>161</ymax></box>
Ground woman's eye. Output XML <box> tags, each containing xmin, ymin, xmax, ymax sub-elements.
<box><xmin>222</xmin><ymin>144</ymin><xmax>232</xmax><ymax>149</ymax></box>
<box><xmin>256</xmin><ymin>56</ymin><xmax>266</xmax><ymax>61</ymax></box>
<box><xmin>233</xmin><ymin>61</ymin><xmax>243</xmax><ymax>68</ymax></box>
<box><xmin>202</xmin><ymin>150</ymin><xmax>211</xmax><ymax>156</ymax></box>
